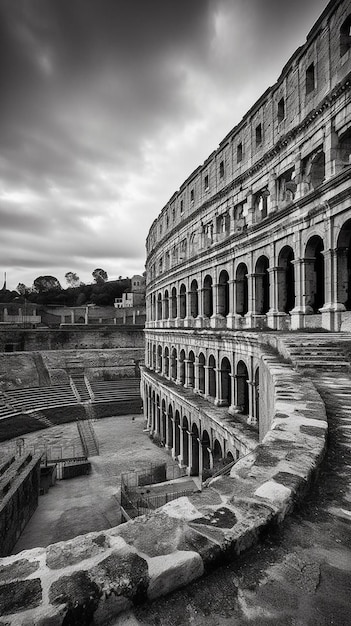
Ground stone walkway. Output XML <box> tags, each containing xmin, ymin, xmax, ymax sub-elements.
<box><xmin>113</xmin><ymin>370</ymin><xmax>351</xmax><ymax>626</ymax></box>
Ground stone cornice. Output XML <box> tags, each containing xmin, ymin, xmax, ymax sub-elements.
<box><xmin>146</xmin><ymin>73</ymin><xmax>351</xmax><ymax>269</ymax></box>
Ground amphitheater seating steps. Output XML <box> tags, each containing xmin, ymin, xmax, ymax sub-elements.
<box><xmin>28</xmin><ymin>410</ymin><xmax>53</xmax><ymax>428</ymax></box>
<box><xmin>2</xmin><ymin>384</ymin><xmax>78</xmax><ymax>413</ymax></box>
<box><xmin>90</xmin><ymin>379</ymin><xmax>140</xmax><ymax>402</ymax></box>
<box><xmin>77</xmin><ymin>419</ymin><xmax>99</xmax><ymax>457</ymax></box>
<box><xmin>282</xmin><ymin>337</ymin><xmax>351</xmax><ymax>371</ymax></box>
<box><xmin>70</xmin><ymin>374</ymin><xmax>91</xmax><ymax>402</ymax></box>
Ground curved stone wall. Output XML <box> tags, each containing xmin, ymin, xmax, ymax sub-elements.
<box><xmin>0</xmin><ymin>353</ymin><xmax>327</xmax><ymax>624</ymax></box>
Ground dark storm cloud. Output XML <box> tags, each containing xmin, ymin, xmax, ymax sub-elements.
<box><xmin>0</xmin><ymin>0</ymin><xmax>328</xmax><ymax>288</ymax></box>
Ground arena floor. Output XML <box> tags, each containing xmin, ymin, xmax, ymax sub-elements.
<box><xmin>8</xmin><ymin>415</ymin><xmax>180</xmax><ymax>553</ymax></box>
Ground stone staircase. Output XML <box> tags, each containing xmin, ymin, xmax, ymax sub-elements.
<box><xmin>28</xmin><ymin>410</ymin><xmax>53</xmax><ymax>428</ymax></box>
<box><xmin>282</xmin><ymin>335</ymin><xmax>351</xmax><ymax>372</ymax></box>
<box><xmin>70</xmin><ymin>374</ymin><xmax>91</xmax><ymax>402</ymax></box>
<box><xmin>309</xmin><ymin>372</ymin><xmax>351</xmax><ymax>523</ymax></box>
<box><xmin>77</xmin><ymin>418</ymin><xmax>99</xmax><ymax>457</ymax></box>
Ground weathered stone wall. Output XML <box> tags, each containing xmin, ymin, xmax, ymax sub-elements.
<box><xmin>0</xmin><ymin>348</ymin><xmax>144</xmax><ymax>391</ymax></box>
<box><xmin>0</xmin><ymin>354</ymin><xmax>328</xmax><ymax>624</ymax></box>
<box><xmin>0</xmin><ymin>452</ymin><xmax>41</xmax><ymax>557</ymax></box>
<box><xmin>0</xmin><ymin>326</ymin><xmax>144</xmax><ymax>352</ymax></box>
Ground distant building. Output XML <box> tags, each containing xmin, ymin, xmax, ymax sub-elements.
<box><xmin>115</xmin><ymin>274</ymin><xmax>146</xmax><ymax>309</ymax></box>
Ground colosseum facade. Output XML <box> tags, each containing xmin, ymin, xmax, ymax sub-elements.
<box><xmin>142</xmin><ymin>0</ymin><xmax>351</xmax><ymax>474</ymax></box>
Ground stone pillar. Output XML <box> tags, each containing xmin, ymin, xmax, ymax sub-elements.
<box><xmin>179</xmin><ymin>423</ymin><xmax>184</xmax><ymax>467</ymax></box>
<box><xmin>171</xmin><ymin>419</ymin><xmax>177</xmax><ymax>459</ymax></box>
<box><xmin>194</xmin><ymin>357</ymin><xmax>200</xmax><ymax>393</ymax></box>
<box><xmin>187</xmin><ymin>430</ymin><xmax>193</xmax><ymax>476</ymax></box>
<box><xmin>228</xmin><ymin>373</ymin><xmax>236</xmax><ymax>413</ymax></box>
<box><xmin>247</xmin><ymin>380</ymin><xmax>257</xmax><ymax>426</ymax></box>
<box><xmin>204</xmin><ymin>365</ymin><xmax>210</xmax><ymax>397</ymax></box>
<box><xmin>184</xmin><ymin>360</ymin><xmax>191</xmax><ymax>388</ymax></box>
<box><xmin>266</xmin><ymin>266</ymin><xmax>289</xmax><ymax>330</ymax></box>
<box><xmin>226</xmin><ymin>279</ymin><xmax>237</xmax><ymax>328</ymax></box>
<box><xmin>324</xmin><ymin>119</ymin><xmax>343</xmax><ymax>179</ymax></box>
<box><xmin>320</xmin><ymin>248</ymin><xmax>345</xmax><ymax>331</ymax></box>
<box><xmin>71</xmin><ymin>311</ymin><xmax>75</xmax><ymax>324</ymax></box>
<box><xmin>210</xmin><ymin>283</ymin><xmax>224</xmax><ymax>328</ymax></box>
<box><xmin>290</xmin><ymin>258</ymin><xmax>310</xmax><ymax>329</ymax></box>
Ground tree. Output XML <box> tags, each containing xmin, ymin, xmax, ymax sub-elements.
<box><xmin>33</xmin><ymin>276</ymin><xmax>62</xmax><ymax>293</ymax></box>
<box><xmin>92</xmin><ymin>268</ymin><xmax>108</xmax><ymax>284</ymax></box>
<box><xmin>16</xmin><ymin>283</ymin><xmax>29</xmax><ymax>296</ymax></box>
<box><xmin>65</xmin><ymin>271</ymin><xmax>80</xmax><ymax>288</ymax></box>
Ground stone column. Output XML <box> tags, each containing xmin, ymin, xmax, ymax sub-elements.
<box><xmin>204</xmin><ymin>365</ymin><xmax>210</xmax><ymax>397</ymax></box>
<box><xmin>266</xmin><ymin>266</ymin><xmax>289</xmax><ymax>330</ymax></box>
<box><xmin>320</xmin><ymin>248</ymin><xmax>345</xmax><ymax>331</ymax></box>
<box><xmin>226</xmin><ymin>279</ymin><xmax>237</xmax><ymax>328</ymax></box>
<box><xmin>184</xmin><ymin>360</ymin><xmax>191</xmax><ymax>388</ymax></box>
<box><xmin>171</xmin><ymin>419</ymin><xmax>177</xmax><ymax>459</ymax></box>
<box><xmin>194</xmin><ymin>356</ymin><xmax>200</xmax><ymax>393</ymax></box>
<box><xmin>290</xmin><ymin>258</ymin><xmax>309</xmax><ymax>329</ymax></box>
<box><xmin>247</xmin><ymin>380</ymin><xmax>257</xmax><ymax>426</ymax></box>
<box><xmin>187</xmin><ymin>430</ymin><xmax>193</xmax><ymax>476</ymax></box>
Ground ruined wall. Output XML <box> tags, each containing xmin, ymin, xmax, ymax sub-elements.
<box><xmin>0</xmin><ymin>452</ymin><xmax>41</xmax><ymax>556</ymax></box>
<box><xmin>0</xmin><ymin>326</ymin><xmax>144</xmax><ymax>352</ymax></box>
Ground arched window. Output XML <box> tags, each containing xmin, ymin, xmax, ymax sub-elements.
<box><xmin>164</xmin><ymin>290</ymin><xmax>169</xmax><ymax>319</ymax></box>
<box><xmin>203</xmin><ymin>275</ymin><xmax>213</xmax><ymax>317</ymax></box>
<box><xmin>235</xmin><ymin>263</ymin><xmax>248</xmax><ymax>315</ymax></box>
<box><xmin>340</xmin><ymin>15</ymin><xmax>351</xmax><ymax>57</ymax></box>
<box><xmin>208</xmin><ymin>355</ymin><xmax>216</xmax><ymax>398</ymax></box>
<box><xmin>255</xmin><ymin>256</ymin><xmax>270</xmax><ymax>314</ymax></box>
<box><xmin>218</xmin><ymin>270</ymin><xmax>230</xmax><ymax>316</ymax></box>
<box><xmin>171</xmin><ymin>287</ymin><xmax>177</xmax><ymax>319</ymax></box>
<box><xmin>277</xmin><ymin>246</ymin><xmax>295</xmax><ymax>313</ymax></box>
<box><xmin>157</xmin><ymin>293</ymin><xmax>162</xmax><ymax>320</ymax></box>
<box><xmin>179</xmin><ymin>284</ymin><xmax>186</xmax><ymax>319</ymax></box>
<box><xmin>304</xmin><ymin>236</ymin><xmax>325</xmax><ymax>312</ymax></box>
<box><xmin>190</xmin><ymin>280</ymin><xmax>198</xmax><ymax>317</ymax></box>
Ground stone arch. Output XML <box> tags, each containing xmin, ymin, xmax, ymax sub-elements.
<box><xmin>203</xmin><ymin>275</ymin><xmax>213</xmax><ymax>318</ymax></box>
<box><xmin>171</xmin><ymin>347</ymin><xmax>177</xmax><ymax>380</ymax></box>
<box><xmin>310</xmin><ymin>151</ymin><xmax>325</xmax><ymax>189</ymax></box>
<box><xmin>164</xmin><ymin>346</ymin><xmax>169</xmax><ymax>377</ymax></box>
<box><xmin>208</xmin><ymin>354</ymin><xmax>216</xmax><ymax>398</ymax></box>
<box><xmin>202</xmin><ymin>429</ymin><xmax>211</xmax><ymax>470</ymax></box>
<box><xmin>167</xmin><ymin>405</ymin><xmax>173</xmax><ymax>448</ymax></box>
<box><xmin>255</xmin><ymin>255</ymin><xmax>270</xmax><ymax>314</ymax></box>
<box><xmin>277</xmin><ymin>245</ymin><xmax>295</xmax><ymax>313</ymax></box>
<box><xmin>157</xmin><ymin>345</ymin><xmax>162</xmax><ymax>372</ymax></box>
<box><xmin>198</xmin><ymin>352</ymin><xmax>205</xmax><ymax>393</ymax></box>
<box><xmin>171</xmin><ymin>287</ymin><xmax>177</xmax><ymax>319</ymax></box>
<box><xmin>305</xmin><ymin>235</ymin><xmax>325</xmax><ymax>312</ymax></box>
<box><xmin>236</xmin><ymin>360</ymin><xmax>249</xmax><ymax>415</ymax></box>
<box><xmin>164</xmin><ymin>289</ymin><xmax>169</xmax><ymax>319</ymax></box>
<box><xmin>179</xmin><ymin>283</ymin><xmax>187</xmax><ymax>319</ymax></box>
<box><xmin>235</xmin><ymin>263</ymin><xmax>248</xmax><ymax>315</ymax></box>
<box><xmin>179</xmin><ymin>349</ymin><xmax>186</xmax><ymax>385</ymax></box>
<box><xmin>213</xmin><ymin>439</ymin><xmax>223</xmax><ymax>464</ymax></box>
<box><xmin>191</xmin><ymin>423</ymin><xmax>200</xmax><ymax>476</ymax></box>
<box><xmin>218</xmin><ymin>269</ymin><xmax>230</xmax><ymax>316</ymax></box>
<box><xmin>157</xmin><ymin>293</ymin><xmax>162</xmax><ymax>320</ymax></box>
<box><xmin>174</xmin><ymin>410</ymin><xmax>181</xmax><ymax>458</ymax></box>
<box><xmin>188</xmin><ymin>350</ymin><xmax>195</xmax><ymax>388</ymax></box>
<box><xmin>182</xmin><ymin>416</ymin><xmax>189</xmax><ymax>467</ymax></box>
<box><xmin>220</xmin><ymin>356</ymin><xmax>231</xmax><ymax>406</ymax></box>
<box><xmin>337</xmin><ymin>219</ymin><xmax>351</xmax><ymax>309</ymax></box>
<box><xmin>190</xmin><ymin>279</ymin><xmax>199</xmax><ymax>318</ymax></box>
<box><xmin>226</xmin><ymin>450</ymin><xmax>234</xmax><ymax>463</ymax></box>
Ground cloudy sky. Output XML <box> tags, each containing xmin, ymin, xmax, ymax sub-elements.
<box><xmin>0</xmin><ymin>0</ymin><xmax>328</xmax><ymax>291</ymax></box>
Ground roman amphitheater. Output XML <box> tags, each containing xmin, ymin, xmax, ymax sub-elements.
<box><xmin>1</xmin><ymin>0</ymin><xmax>351</xmax><ymax>624</ymax></box>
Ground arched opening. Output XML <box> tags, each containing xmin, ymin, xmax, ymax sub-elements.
<box><xmin>179</xmin><ymin>284</ymin><xmax>186</xmax><ymax>319</ymax></box>
<box><xmin>174</xmin><ymin>411</ymin><xmax>181</xmax><ymax>458</ymax></box>
<box><xmin>190</xmin><ymin>279</ymin><xmax>198</xmax><ymax>318</ymax></box>
<box><xmin>213</xmin><ymin>440</ymin><xmax>223</xmax><ymax>464</ymax></box>
<box><xmin>203</xmin><ymin>275</ymin><xmax>213</xmax><ymax>317</ymax></box>
<box><xmin>310</xmin><ymin>151</ymin><xmax>325</xmax><ymax>189</ymax></box>
<box><xmin>164</xmin><ymin>290</ymin><xmax>169</xmax><ymax>319</ymax></box>
<box><xmin>337</xmin><ymin>219</ymin><xmax>351</xmax><ymax>309</ymax></box>
<box><xmin>220</xmin><ymin>357</ymin><xmax>231</xmax><ymax>406</ymax></box>
<box><xmin>161</xmin><ymin>399</ymin><xmax>166</xmax><ymax>443</ymax></box>
<box><xmin>226</xmin><ymin>450</ymin><xmax>234</xmax><ymax>463</ymax></box>
<box><xmin>191</xmin><ymin>423</ymin><xmax>200</xmax><ymax>475</ymax></box>
<box><xmin>208</xmin><ymin>354</ymin><xmax>216</xmax><ymax>398</ymax></box>
<box><xmin>198</xmin><ymin>353</ymin><xmax>205</xmax><ymax>393</ymax></box>
<box><xmin>167</xmin><ymin>405</ymin><xmax>173</xmax><ymax>448</ymax></box>
<box><xmin>305</xmin><ymin>236</ymin><xmax>325</xmax><ymax>312</ymax></box>
<box><xmin>179</xmin><ymin>349</ymin><xmax>185</xmax><ymax>385</ymax></box>
<box><xmin>157</xmin><ymin>293</ymin><xmax>162</xmax><ymax>320</ymax></box>
<box><xmin>340</xmin><ymin>15</ymin><xmax>351</xmax><ymax>57</ymax></box>
<box><xmin>182</xmin><ymin>416</ymin><xmax>189</xmax><ymax>467</ymax></box>
<box><xmin>171</xmin><ymin>348</ymin><xmax>177</xmax><ymax>380</ymax></box>
<box><xmin>236</xmin><ymin>360</ymin><xmax>249</xmax><ymax>415</ymax></box>
<box><xmin>255</xmin><ymin>367</ymin><xmax>260</xmax><ymax>425</ymax></box>
<box><xmin>277</xmin><ymin>246</ymin><xmax>295</xmax><ymax>312</ymax></box>
<box><xmin>218</xmin><ymin>270</ymin><xmax>230</xmax><ymax>316</ymax></box>
<box><xmin>255</xmin><ymin>256</ymin><xmax>270</xmax><ymax>314</ymax></box>
<box><xmin>157</xmin><ymin>345</ymin><xmax>162</xmax><ymax>372</ymax></box>
<box><xmin>202</xmin><ymin>429</ymin><xmax>211</xmax><ymax>471</ymax></box>
<box><xmin>188</xmin><ymin>351</ymin><xmax>195</xmax><ymax>388</ymax></box>
<box><xmin>152</xmin><ymin>344</ymin><xmax>156</xmax><ymax>370</ymax></box>
<box><xmin>152</xmin><ymin>294</ymin><xmax>156</xmax><ymax>321</ymax></box>
<box><xmin>171</xmin><ymin>287</ymin><xmax>177</xmax><ymax>319</ymax></box>
<box><xmin>164</xmin><ymin>347</ymin><xmax>169</xmax><ymax>377</ymax></box>
<box><xmin>235</xmin><ymin>263</ymin><xmax>248</xmax><ymax>315</ymax></box>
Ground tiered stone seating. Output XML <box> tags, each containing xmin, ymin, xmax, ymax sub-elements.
<box><xmin>2</xmin><ymin>384</ymin><xmax>78</xmax><ymax>415</ymax></box>
<box><xmin>281</xmin><ymin>334</ymin><xmax>351</xmax><ymax>371</ymax></box>
<box><xmin>90</xmin><ymin>378</ymin><xmax>140</xmax><ymax>403</ymax></box>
